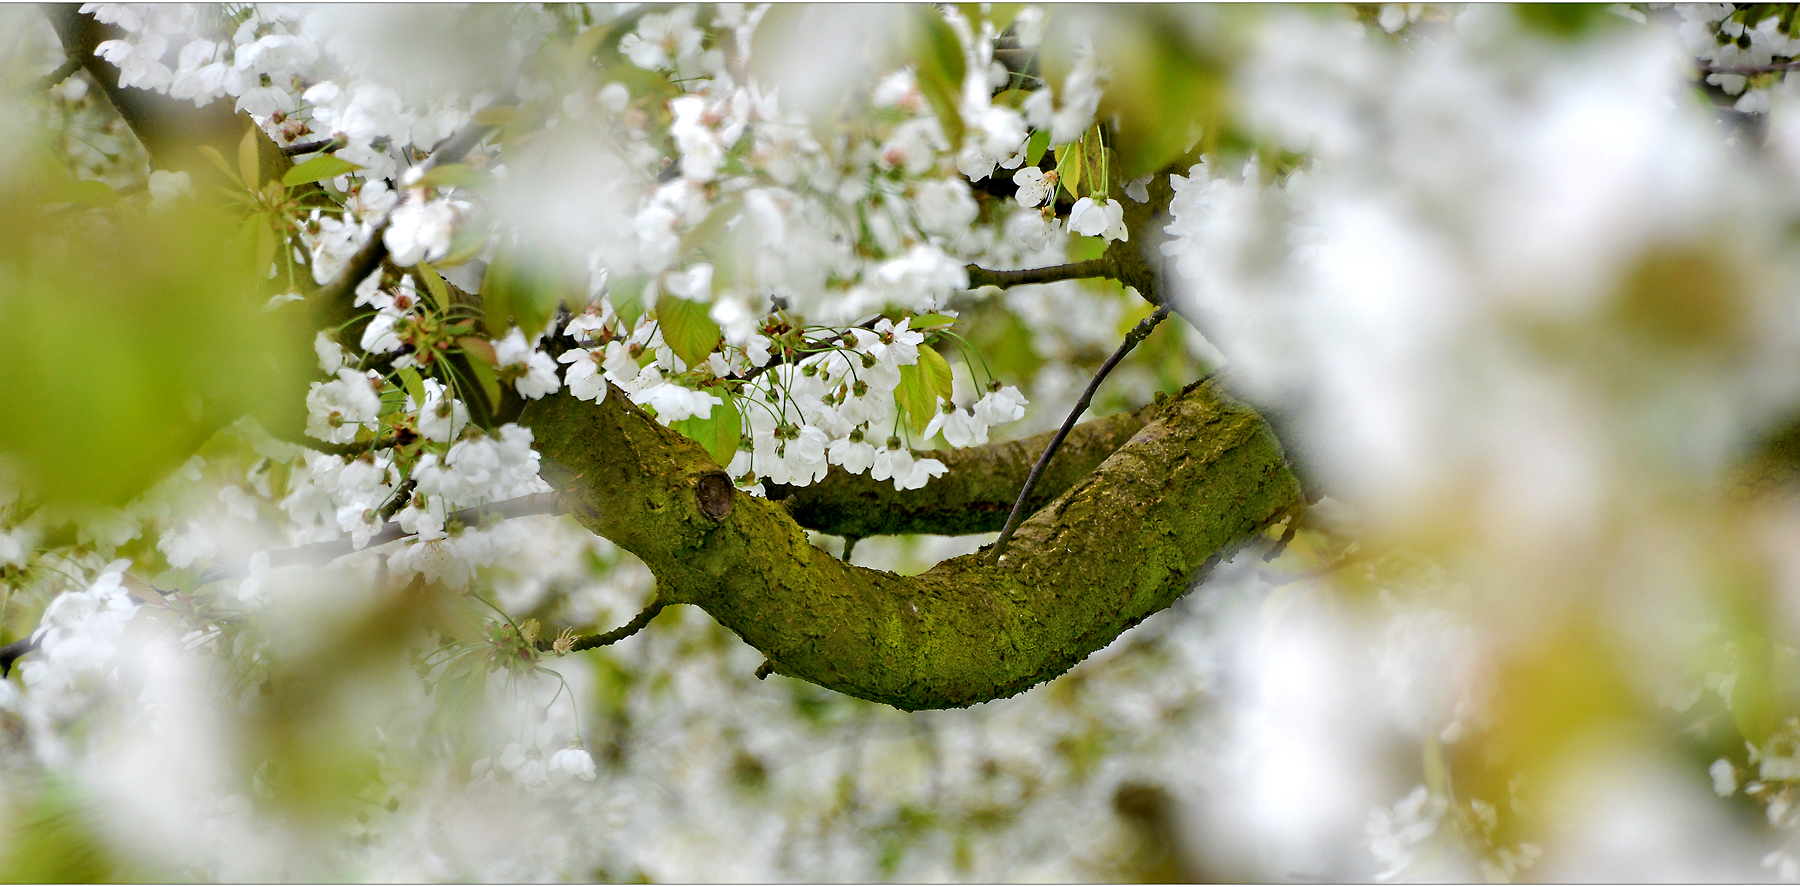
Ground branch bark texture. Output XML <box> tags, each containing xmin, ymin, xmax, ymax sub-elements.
<box><xmin>522</xmin><ymin>377</ymin><xmax>1301</xmax><ymax>710</ymax></box>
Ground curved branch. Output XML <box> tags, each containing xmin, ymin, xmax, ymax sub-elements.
<box><xmin>539</xmin><ymin>599</ymin><xmax>666</xmax><ymax>653</ymax></box>
<box><xmin>522</xmin><ymin>376</ymin><xmax>1300</xmax><ymax>710</ymax></box>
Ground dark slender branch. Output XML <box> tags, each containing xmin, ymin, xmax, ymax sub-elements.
<box><xmin>0</xmin><ymin>634</ymin><xmax>39</xmax><ymax>678</ymax></box>
<box><xmin>1697</xmin><ymin>60</ymin><xmax>1800</xmax><ymax>76</ymax></box>
<box><xmin>280</xmin><ymin>136</ymin><xmax>343</xmax><ymax>156</ymax></box>
<box><xmin>840</xmin><ymin>535</ymin><xmax>860</xmax><ymax>563</ymax></box>
<box><xmin>988</xmin><ymin>306</ymin><xmax>1170</xmax><ymax>563</ymax></box>
<box><xmin>538</xmin><ymin>599</ymin><xmax>666</xmax><ymax>653</ymax></box>
<box><xmin>26</xmin><ymin>54</ymin><xmax>83</xmax><ymax>93</ymax></box>
<box><xmin>965</xmin><ymin>258</ymin><xmax>1114</xmax><ymax>290</ymax></box>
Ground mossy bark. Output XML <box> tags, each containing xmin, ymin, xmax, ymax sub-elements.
<box><xmin>522</xmin><ymin>377</ymin><xmax>1301</xmax><ymax>710</ymax></box>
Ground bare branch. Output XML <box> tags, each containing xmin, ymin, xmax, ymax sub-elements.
<box><xmin>25</xmin><ymin>54</ymin><xmax>83</xmax><ymax>94</ymax></box>
<box><xmin>539</xmin><ymin>599</ymin><xmax>667</xmax><ymax>653</ymax></box>
<box><xmin>989</xmin><ymin>306</ymin><xmax>1170</xmax><ymax>562</ymax></box>
<box><xmin>280</xmin><ymin>136</ymin><xmax>344</xmax><ymax>156</ymax></box>
<box><xmin>965</xmin><ymin>258</ymin><xmax>1114</xmax><ymax>290</ymax></box>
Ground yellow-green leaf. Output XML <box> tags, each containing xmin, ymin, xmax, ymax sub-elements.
<box><xmin>909</xmin><ymin>313</ymin><xmax>958</xmax><ymax>330</ymax></box>
<box><xmin>417</xmin><ymin>262</ymin><xmax>451</xmax><ymax>313</ymax></box>
<box><xmin>655</xmin><ymin>293</ymin><xmax>721</xmax><ymax>369</ymax></box>
<box><xmin>466</xmin><ymin>355</ymin><xmax>503</xmax><ymax>409</ymax></box>
<box><xmin>918</xmin><ymin>343</ymin><xmax>954</xmax><ymax>403</ymax></box>
<box><xmin>238</xmin><ymin>125</ymin><xmax>261</xmax><ymax>189</ymax></box>
<box><xmin>1024</xmin><ymin>129</ymin><xmax>1051</xmax><ymax>168</ymax></box>
<box><xmin>456</xmin><ymin>336</ymin><xmax>498</xmax><ymax>366</ymax></box>
<box><xmin>895</xmin><ymin>345</ymin><xmax>954</xmax><ymax>437</ymax></box>
<box><xmin>397</xmin><ymin>365</ymin><xmax>427</xmax><ymax>408</ymax></box>
<box><xmin>670</xmin><ymin>390</ymin><xmax>741</xmax><ymax>466</ymax></box>
<box><xmin>1055</xmin><ymin>140</ymin><xmax>1083</xmax><ymax>198</ymax></box>
<box><xmin>911</xmin><ymin>7</ymin><xmax>967</xmax><ymax>149</ymax></box>
<box><xmin>196</xmin><ymin>145</ymin><xmax>243</xmax><ymax>188</ymax></box>
<box><xmin>416</xmin><ymin>163</ymin><xmax>491</xmax><ymax>191</ymax></box>
<box><xmin>282</xmin><ymin>154</ymin><xmax>362</xmax><ymax>187</ymax></box>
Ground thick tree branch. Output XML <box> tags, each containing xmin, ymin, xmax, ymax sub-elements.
<box><xmin>522</xmin><ymin>375</ymin><xmax>1301</xmax><ymax>710</ymax></box>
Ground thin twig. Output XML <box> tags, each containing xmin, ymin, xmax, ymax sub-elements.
<box><xmin>280</xmin><ymin>136</ymin><xmax>343</xmax><ymax>156</ymax></box>
<box><xmin>540</xmin><ymin>599</ymin><xmax>666</xmax><ymax>653</ymax></box>
<box><xmin>965</xmin><ymin>258</ymin><xmax>1114</xmax><ymax>290</ymax></box>
<box><xmin>987</xmin><ymin>306</ymin><xmax>1170</xmax><ymax>564</ymax></box>
<box><xmin>0</xmin><ymin>634</ymin><xmax>39</xmax><ymax>677</ymax></box>
<box><xmin>26</xmin><ymin>55</ymin><xmax>83</xmax><ymax>94</ymax></box>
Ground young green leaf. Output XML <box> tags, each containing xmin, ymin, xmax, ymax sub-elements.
<box><xmin>281</xmin><ymin>154</ymin><xmax>363</xmax><ymax>187</ymax></box>
<box><xmin>397</xmin><ymin>365</ymin><xmax>428</xmax><ymax>408</ymax></box>
<box><xmin>1024</xmin><ymin>128</ymin><xmax>1051</xmax><ymax>168</ymax></box>
<box><xmin>911</xmin><ymin>7</ymin><xmax>967</xmax><ymax>149</ymax></box>
<box><xmin>196</xmin><ymin>145</ymin><xmax>243</xmax><ymax>188</ymax></box>
<box><xmin>655</xmin><ymin>293</ymin><xmax>722</xmax><ymax>369</ymax></box>
<box><xmin>466</xmin><ymin>355</ymin><xmax>504</xmax><ymax>410</ymax></box>
<box><xmin>238</xmin><ymin>125</ymin><xmax>261</xmax><ymax>190</ymax></box>
<box><xmin>896</xmin><ymin>346</ymin><xmax>954</xmax><ymax>437</ymax></box>
<box><xmin>671</xmin><ymin>391</ymin><xmax>742</xmax><ymax>466</ymax></box>
<box><xmin>908</xmin><ymin>313</ymin><xmax>958</xmax><ymax>330</ymax></box>
<box><xmin>417</xmin><ymin>262</ymin><xmax>452</xmax><ymax>313</ymax></box>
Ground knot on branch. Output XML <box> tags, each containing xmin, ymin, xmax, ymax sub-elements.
<box><xmin>695</xmin><ymin>470</ymin><xmax>735</xmax><ymax>521</ymax></box>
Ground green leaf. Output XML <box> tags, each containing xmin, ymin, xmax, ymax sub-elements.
<box><xmin>281</xmin><ymin>154</ymin><xmax>362</xmax><ymax>187</ymax></box>
<box><xmin>417</xmin><ymin>262</ymin><xmax>451</xmax><ymax>313</ymax></box>
<box><xmin>416</xmin><ymin>163</ymin><xmax>492</xmax><ymax>191</ymax></box>
<box><xmin>479</xmin><ymin>239</ymin><xmax>569</xmax><ymax>337</ymax></box>
<box><xmin>196</xmin><ymin>145</ymin><xmax>243</xmax><ymax>188</ymax></box>
<box><xmin>655</xmin><ymin>293</ymin><xmax>721</xmax><ymax>370</ymax></box>
<box><xmin>895</xmin><ymin>345</ymin><xmax>953</xmax><ymax>438</ymax></box>
<box><xmin>397</xmin><ymin>365</ymin><xmax>427</xmax><ymax>408</ymax></box>
<box><xmin>1024</xmin><ymin>129</ymin><xmax>1051</xmax><ymax>168</ymax></box>
<box><xmin>455</xmin><ymin>336</ymin><xmax>497</xmax><ymax>366</ymax></box>
<box><xmin>918</xmin><ymin>343</ymin><xmax>954</xmax><ymax>403</ymax></box>
<box><xmin>466</xmin><ymin>356</ymin><xmax>503</xmax><ymax>410</ymax></box>
<box><xmin>1054</xmin><ymin>140</ymin><xmax>1083</xmax><ymax>199</ymax></box>
<box><xmin>670</xmin><ymin>391</ymin><xmax>741</xmax><ymax>466</ymax></box>
<box><xmin>909</xmin><ymin>313</ymin><xmax>958</xmax><ymax>330</ymax></box>
<box><xmin>911</xmin><ymin>7</ymin><xmax>967</xmax><ymax>149</ymax></box>
<box><xmin>238</xmin><ymin>125</ymin><xmax>261</xmax><ymax>189</ymax></box>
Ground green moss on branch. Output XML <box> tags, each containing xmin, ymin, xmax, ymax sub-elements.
<box><xmin>522</xmin><ymin>377</ymin><xmax>1301</xmax><ymax>710</ymax></box>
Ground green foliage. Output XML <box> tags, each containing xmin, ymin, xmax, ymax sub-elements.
<box><xmin>280</xmin><ymin>154</ymin><xmax>362</xmax><ymax>187</ymax></box>
<box><xmin>670</xmin><ymin>389</ymin><xmax>741</xmax><ymax>466</ymax></box>
<box><xmin>654</xmin><ymin>293</ymin><xmax>722</xmax><ymax>370</ymax></box>
<box><xmin>895</xmin><ymin>345</ymin><xmax>955</xmax><ymax>438</ymax></box>
<box><xmin>480</xmin><ymin>237</ymin><xmax>572</xmax><ymax>337</ymax></box>
<box><xmin>0</xmin><ymin>201</ymin><xmax>311</xmax><ymax>505</ymax></box>
<box><xmin>909</xmin><ymin>6</ymin><xmax>968</xmax><ymax>150</ymax></box>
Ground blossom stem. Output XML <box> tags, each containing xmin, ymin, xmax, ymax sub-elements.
<box><xmin>987</xmin><ymin>306</ymin><xmax>1170</xmax><ymax>564</ymax></box>
<box><xmin>538</xmin><ymin>599</ymin><xmax>667</xmax><ymax>652</ymax></box>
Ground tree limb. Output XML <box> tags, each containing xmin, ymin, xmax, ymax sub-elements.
<box><xmin>522</xmin><ymin>375</ymin><xmax>1301</xmax><ymax>710</ymax></box>
<box><xmin>539</xmin><ymin>599</ymin><xmax>666</xmax><ymax>653</ymax></box>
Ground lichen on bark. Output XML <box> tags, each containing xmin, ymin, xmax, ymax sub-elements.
<box><xmin>523</xmin><ymin>377</ymin><xmax>1302</xmax><ymax>710</ymax></box>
